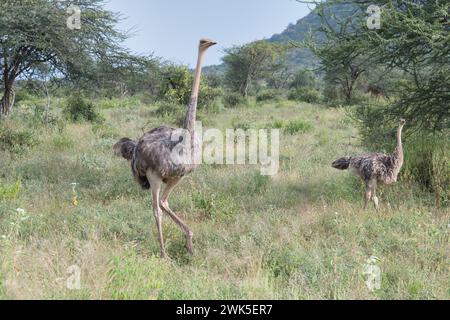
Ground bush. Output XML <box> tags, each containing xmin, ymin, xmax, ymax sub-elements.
<box><xmin>323</xmin><ymin>84</ymin><xmax>341</xmax><ymax>104</ymax></box>
<box><xmin>64</xmin><ymin>95</ymin><xmax>102</xmax><ymax>123</ymax></box>
<box><xmin>403</xmin><ymin>134</ymin><xmax>449</xmax><ymax>207</ymax></box>
<box><xmin>97</xmin><ymin>96</ymin><xmax>144</xmax><ymax>110</ymax></box>
<box><xmin>159</xmin><ymin>64</ymin><xmax>219</xmax><ymax>109</ymax></box>
<box><xmin>256</xmin><ymin>89</ymin><xmax>282</xmax><ymax>103</ymax></box>
<box><xmin>154</xmin><ymin>102</ymin><xmax>185</xmax><ymax>118</ymax></box>
<box><xmin>269</xmin><ymin>119</ymin><xmax>313</xmax><ymax>135</ymax></box>
<box><xmin>289</xmin><ymin>69</ymin><xmax>317</xmax><ymax>89</ymax></box>
<box><xmin>0</xmin><ymin>179</ymin><xmax>20</xmax><ymax>200</ymax></box>
<box><xmin>0</xmin><ymin>124</ymin><xmax>39</xmax><ymax>154</ymax></box>
<box><xmin>285</xmin><ymin>120</ymin><xmax>313</xmax><ymax>135</ymax></box>
<box><xmin>288</xmin><ymin>87</ymin><xmax>321</xmax><ymax>104</ymax></box>
<box><xmin>223</xmin><ymin>92</ymin><xmax>247</xmax><ymax>108</ymax></box>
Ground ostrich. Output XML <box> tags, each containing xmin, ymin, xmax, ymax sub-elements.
<box><xmin>113</xmin><ymin>39</ymin><xmax>217</xmax><ymax>258</ymax></box>
<box><xmin>332</xmin><ymin>119</ymin><xmax>406</xmax><ymax>210</ymax></box>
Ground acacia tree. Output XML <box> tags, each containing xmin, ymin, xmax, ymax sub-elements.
<box><xmin>302</xmin><ymin>0</ymin><xmax>450</xmax><ymax>130</ymax></box>
<box><xmin>0</xmin><ymin>0</ymin><xmax>127</xmax><ymax>116</ymax></box>
<box><xmin>223</xmin><ymin>41</ymin><xmax>288</xmax><ymax>97</ymax></box>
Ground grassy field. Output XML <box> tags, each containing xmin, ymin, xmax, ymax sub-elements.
<box><xmin>0</xmin><ymin>99</ymin><xmax>448</xmax><ymax>300</ymax></box>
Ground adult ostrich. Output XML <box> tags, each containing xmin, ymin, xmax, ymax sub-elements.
<box><xmin>332</xmin><ymin>119</ymin><xmax>406</xmax><ymax>210</ymax></box>
<box><xmin>114</xmin><ymin>39</ymin><xmax>217</xmax><ymax>258</ymax></box>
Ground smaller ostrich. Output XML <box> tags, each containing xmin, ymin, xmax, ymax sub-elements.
<box><xmin>332</xmin><ymin>119</ymin><xmax>406</xmax><ymax>210</ymax></box>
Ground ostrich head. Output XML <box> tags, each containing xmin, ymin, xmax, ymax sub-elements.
<box><xmin>399</xmin><ymin>118</ymin><xmax>406</xmax><ymax>126</ymax></box>
<box><xmin>113</xmin><ymin>138</ymin><xmax>137</xmax><ymax>161</ymax></box>
<box><xmin>199</xmin><ymin>38</ymin><xmax>217</xmax><ymax>51</ymax></box>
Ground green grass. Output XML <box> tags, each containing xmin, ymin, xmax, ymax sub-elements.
<box><xmin>0</xmin><ymin>99</ymin><xmax>448</xmax><ymax>300</ymax></box>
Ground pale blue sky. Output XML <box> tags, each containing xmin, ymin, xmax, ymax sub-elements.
<box><xmin>105</xmin><ymin>0</ymin><xmax>312</xmax><ymax>67</ymax></box>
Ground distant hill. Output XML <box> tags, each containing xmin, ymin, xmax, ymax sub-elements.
<box><xmin>204</xmin><ymin>2</ymin><xmax>358</xmax><ymax>73</ymax></box>
<box><xmin>269</xmin><ymin>3</ymin><xmax>358</xmax><ymax>68</ymax></box>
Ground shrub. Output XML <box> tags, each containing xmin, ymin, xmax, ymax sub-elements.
<box><xmin>199</xmin><ymin>87</ymin><xmax>223</xmax><ymax>111</ymax></box>
<box><xmin>232</xmin><ymin>118</ymin><xmax>253</xmax><ymax>131</ymax></box>
<box><xmin>53</xmin><ymin>133</ymin><xmax>75</xmax><ymax>150</ymax></box>
<box><xmin>154</xmin><ymin>102</ymin><xmax>185</xmax><ymax>118</ymax></box>
<box><xmin>97</xmin><ymin>96</ymin><xmax>143</xmax><ymax>110</ymax></box>
<box><xmin>0</xmin><ymin>124</ymin><xmax>39</xmax><ymax>154</ymax></box>
<box><xmin>269</xmin><ymin>119</ymin><xmax>313</xmax><ymax>135</ymax></box>
<box><xmin>290</xmin><ymin>69</ymin><xmax>317</xmax><ymax>89</ymax></box>
<box><xmin>64</xmin><ymin>95</ymin><xmax>102</xmax><ymax>123</ymax></box>
<box><xmin>285</xmin><ymin>120</ymin><xmax>314</xmax><ymax>135</ymax></box>
<box><xmin>159</xmin><ymin>64</ymin><xmax>219</xmax><ymax>109</ymax></box>
<box><xmin>192</xmin><ymin>191</ymin><xmax>239</xmax><ymax>221</ymax></box>
<box><xmin>256</xmin><ymin>89</ymin><xmax>282</xmax><ymax>103</ymax></box>
<box><xmin>223</xmin><ymin>92</ymin><xmax>247</xmax><ymax>108</ymax></box>
<box><xmin>402</xmin><ymin>134</ymin><xmax>449</xmax><ymax>207</ymax></box>
<box><xmin>0</xmin><ymin>180</ymin><xmax>20</xmax><ymax>200</ymax></box>
<box><xmin>288</xmin><ymin>87</ymin><xmax>321</xmax><ymax>104</ymax></box>
<box><xmin>31</xmin><ymin>104</ymin><xmax>59</xmax><ymax>127</ymax></box>
<box><xmin>323</xmin><ymin>84</ymin><xmax>341</xmax><ymax>104</ymax></box>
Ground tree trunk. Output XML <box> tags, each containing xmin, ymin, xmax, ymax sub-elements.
<box><xmin>0</xmin><ymin>83</ymin><xmax>15</xmax><ymax>116</ymax></box>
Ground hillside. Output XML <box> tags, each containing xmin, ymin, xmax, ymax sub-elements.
<box><xmin>205</xmin><ymin>2</ymin><xmax>359</xmax><ymax>72</ymax></box>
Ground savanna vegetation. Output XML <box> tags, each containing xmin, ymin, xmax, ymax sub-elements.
<box><xmin>0</xmin><ymin>0</ymin><xmax>448</xmax><ymax>300</ymax></box>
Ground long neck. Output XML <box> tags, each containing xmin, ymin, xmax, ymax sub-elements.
<box><xmin>393</xmin><ymin>124</ymin><xmax>404</xmax><ymax>167</ymax></box>
<box><xmin>184</xmin><ymin>48</ymin><xmax>205</xmax><ymax>134</ymax></box>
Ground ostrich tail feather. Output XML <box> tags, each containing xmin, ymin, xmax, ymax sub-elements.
<box><xmin>332</xmin><ymin>157</ymin><xmax>351</xmax><ymax>170</ymax></box>
<box><xmin>113</xmin><ymin>138</ymin><xmax>137</xmax><ymax>161</ymax></box>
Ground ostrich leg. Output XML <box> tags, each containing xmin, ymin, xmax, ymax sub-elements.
<box><xmin>364</xmin><ymin>179</ymin><xmax>378</xmax><ymax>211</ymax></box>
<box><xmin>371</xmin><ymin>183</ymin><xmax>380</xmax><ymax>211</ymax></box>
<box><xmin>160</xmin><ymin>178</ymin><xmax>194</xmax><ymax>254</ymax></box>
<box><xmin>147</xmin><ymin>173</ymin><xmax>166</xmax><ymax>258</ymax></box>
<box><xmin>364</xmin><ymin>187</ymin><xmax>372</xmax><ymax>210</ymax></box>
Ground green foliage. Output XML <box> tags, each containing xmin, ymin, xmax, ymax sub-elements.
<box><xmin>290</xmin><ymin>69</ymin><xmax>317</xmax><ymax>89</ymax></box>
<box><xmin>309</xmin><ymin>1</ymin><xmax>450</xmax><ymax>129</ymax></box>
<box><xmin>256</xmin><ymin>89</ymin><xmax>283</xmax><ymax>103</ymax></box>
<box><xmin>402</xmin><ymin>134</ymin><xmax>449</xmax><ymax>207</ymax></box>
<box><xmin>223</xmin><ymin>92</ymin><xmax>248</xmax><ymax>108</ymax></box>
<box><xmin>0</xmin><ymin>123</ymin><xmax>39</xmax><ymax>154</ymax></box>
<box><xmin>193</xmin><ymin>191</ymin><xmax>239</xmax><ymax>221</ymax></box>
<box><xmin>0</xmin><ymin>179</ymin><xmax>20</xmax><ymax>200</ymax></box>
<box><xmin>64</xmin><ymin>95</ymin><xmax>102</xmax><ymax>123</ymax></box>
<box><xmin>269</xmin><ymin>119</ymin><xmax>313</xmax><ymax>135</ymax></box>
<box><xmin>0</xmin><ymin>0</ymin><xmax>128</xmax><ymax>115</ymax></box>
<box><xmin>284</xmin><ymin>120</ymin><xmax>314</xmax><ymax>135</ymax></box>
<box><xmin>223</xmin><ymin>40</ymin><xmax>289</xmax><ymax>97</ymax></box>
<box><xmin>154</xmin><ymin>102</ymin><xmax>185</xmax><ymax>118</ymax></box>
<box><xmin>97</xmin><ymin>96</ymin><xmax>143</xmax><ymax>110</ymax></box>
<box><xmin>288</xmin><ymin>87</ymin><xmax>321</xmax><ymax>103</ymax></box>
<box><xmin>159</xmin><ymin>64</ymin><xmax>219</xmax><ymax>109</ymax></box>
<box><xmin>52</xmin><ymin>133</ymin><xmax>75</xmax><ymax>150</ymax></box>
